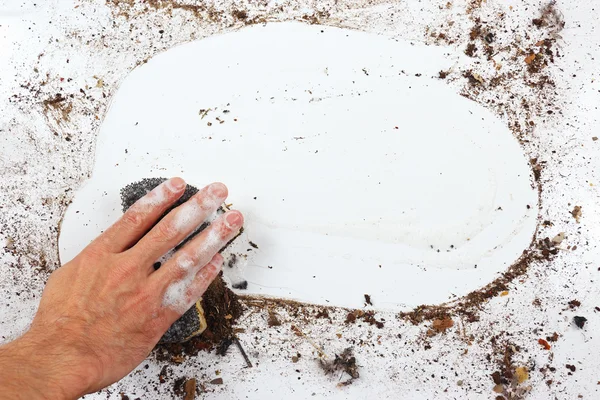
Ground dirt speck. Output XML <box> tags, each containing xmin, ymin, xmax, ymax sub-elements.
<box><xmin>573</xmin><ymin>316</ymin><xmax>587</xmax><ymax>329</ymax></box>
<box><xmin>571</xmin><ymin>205</ymin><xmax>582</xmax><ymax>222</ymax></box>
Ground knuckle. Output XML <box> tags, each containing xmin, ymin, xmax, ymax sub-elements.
<box><xmin>121</xmin><ymin>210</ymin><xmax>143</xmax><ymax>228</ymax></box>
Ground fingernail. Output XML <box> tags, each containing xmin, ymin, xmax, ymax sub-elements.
<box><xmin>225</xmin><ymin>211</ymin><xmax>243</xmax><ymax>228</ymax></box>
<box><xmin>170</xmin><ymin>177</ymin><xmax>186</xmax><ymax>191</ymax></box>
<box><xmin>208</xmin><ymin>182</ymin><xmax>228</xmax><ymax>198</ymax></box>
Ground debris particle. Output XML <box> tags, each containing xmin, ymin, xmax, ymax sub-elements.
<box><xmin>432</xmin><ymin>317</ymin><xmax>454</xmax><ymax>333</ymax></box>
<box><xmin>465</xmin><ymin>43</ymin><xmax>477</xmax><ymax>57</ymax></box>
<box><xmin>463</xmin><ymin>70</ymin><xmax>484</xmax><ymax>85</ymax></box>
<box><xmin>231</xmin><ymin>9</ymin><xmax>248</xmax><ymax>20</ymax></box>
<box><xmin>524</xmin><ymin>53</ymin><xmax>536</xmax><ymax>65</ymax></box>
<box><xmin>268</xmin><ymin>310</ymin><xmax>282</xmax><ymax>327</ymax></box>
<box><xmin>438</xmin><ymin>70</ymin><xmax>449</xmax><ymax>79</ymax></box>
<box><xmin>551</xmin><ymin>232</ymin><xmax>565</xmax><ymax>244</ymax></box>
<box><xmin>532</xmin><ymin>1</ymin><xmax>565</xmax><ymax>31</ymax></box>
<box><xmin>568</xmin><ymin>300</ymin><xmax>581</xmax><ymax>309</ymax></box>
<box><xmin>227</xmin><ymin>254</ymin><xmax>237</xmax><ymax>268</ymax></box>
<box><xmin>199</xmin><ymin>109</ymin><xmax>210</xmax><ymax>119</ymax></box>
<box><xmin>346</xmin><ymin>310</ymin><xmax>384</xmax><ymax>328</ymax></box>
<box><xmin>571</xmin><ymin>205</ymin><xmax>582</xmax><ymax>222</ymax></box>
<box><xmin>565</xmin><ymin>364</ymin><xmax>576</xmax><ymax>373</ymax></box>
<box><xmin>248</xmin><ymin>241</ymin><xmax>259</xmax><ymax>249</ymax></box>
<box><xmin>232</xmin><ymin>280</ymin><xmax>248</xmax><ymax>290</ymax></box>
<box><xmin>546</xmin><ymin>332</ymin><xmax>559</xmax><ymax>342</ymax></box>
<box><xmin>573</xmin><ymin>316</ymin><xmax>587</xmax><ymax>329</ymax></box>
<box><xmin>233</xmin><ymin>337</ymin><xmax>253</xmax><ymax>368</ymax></box>
<box><xmin>209</xmin><ymin>378</ymin><xmax>223</xmax><ymax>385</ymax></box>
<box><xmin>320</xmin><ymin>348</ymin><xmax>359</xmax><ymax>385</ymax></box>
<box><xmin>364</xmin><ymin>294</ymin><xmax>373</xmax><ymax>306</ymax></box>
<box><xmin>184</xmin><ymin>378</ymin><xmax>196</xmax><ymax>400</ymax></box>
<box><xmin>515</xmin><ymin>366</ymin><xmax>529</xmax><ymax>384</ymax></box>
<box><xmin>538</xmin><ymin>338</ymin><xmax>551</xmax><ymax>350</ymax></box>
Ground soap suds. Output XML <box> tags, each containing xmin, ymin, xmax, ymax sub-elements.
<box><xmin>162</xmin><ymin>227</ymin><xmax>223</xmax><ymax>313</ymax></box>
<box><xmin>192</xmin><ymin>227</ymin><xmax>222</xmax><ymax>261</ymax></box>
<box><xmin>163</xmin><ymin>253</ymin><xmax>206</xmax><ymax>313</ymax></box>
<box><xmin>172</xmin><ymin>183</ymin><xmax>225</xmax><ymax>233</ymax></box>
<box><xmin>162</xmin><ymin>270</ymin><xmax>197</xmax><ymax>314</ymax></box>
<box><xmin>172</xmin><ymin>201</ymin><xmax>203</xmax><ymax>233</ymax></box>
<box><xmin>134</xmin><ymin>178</ymin><xmax>176</xmax><ymax>211</ymax></box>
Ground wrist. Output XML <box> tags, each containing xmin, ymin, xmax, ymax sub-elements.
<box><xmin>0</xmin><ymin>331</ymin><xmax>95</xmax><ymax>400</ymax></box>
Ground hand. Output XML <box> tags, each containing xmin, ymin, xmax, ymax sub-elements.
<box><xmin>0</xmin><ymin>178</ymin><xmax>244</xmax><ymax>399</ymax></box>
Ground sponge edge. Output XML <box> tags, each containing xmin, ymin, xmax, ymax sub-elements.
<box><xmin>160</xmin><ymin>302</ymin><xmax>208</xmax><ymax>344</ymax></box>
<box><xmin>120</xmin><ymin>178</ymin><xmax>211</xmax><ymax>344</ymax></box>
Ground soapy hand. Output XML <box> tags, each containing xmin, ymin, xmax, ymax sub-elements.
<box><xmin>0</xmin><ymin>178</ymin><xmax>243</xmax><ymax>400</ymax></box>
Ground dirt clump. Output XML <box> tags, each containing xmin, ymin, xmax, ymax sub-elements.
<box><xmin>573</xmin><ymin>316</ymin><xmax>587</xmax><ymax>329</ymax></box>
<box><xmin>465</xmin><ymin>43</ymin><xmax>477</xmax><ymax>57</ymax></box>
<box><xmin>571</xmin><ymin>205</ymin><xmax>582</xmax><ymax>222</ymax></box>
<box><xmin>320</xmin><ymin>348</ymin><xmax>359</xmax><ymax>386</ymax></box>
<box><xmin>346</xmin><ymin>310</ymin><xmax>384</xmax><ymax>328</ymax></box>
<box><xmin>155</xmin><ymin>274</ymin><xmax>244</xmax><ymax>362</ymax></box>
<box><xmin>532</xmin><ymin>1</ymin><xmax>565</xmax><ymax>32</ymax></box>
<box><xmin>268</xmin><ymin>310</ymin><xmax>282</xmax><ymax>327</ymax></box>
<box><xmin>427</xmin><ymin>317</ymin><xmax>454</xmax><ymax>336</ymax></box>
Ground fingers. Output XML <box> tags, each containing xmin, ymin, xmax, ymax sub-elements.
<box><xmin>151</xmin><ymin>210</ymin><xmax>244</xmax><ymax>305</ymax></box>
<box><xmin>94</xmin><ymin>178</ymin><xmax>187</xmax><ymax>253</ymax></box>
<box><xmin>161</xmin><ymin>253</ymin><xmax>224</xmax><ymax>319</ymax></box>
<box><xmin>128</xmin><ymin>182</ymin><xmax>228</xmax><ymax>271</ymax></box>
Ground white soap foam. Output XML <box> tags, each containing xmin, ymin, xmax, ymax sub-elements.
<box><xmin>195</xmin><ymin>227</ymin><xmax>221</xmax><ymax>257</ymax></box>
<box><xmin>162</xmin><ymin>271</ymin><xmax>196</xmax><ymax>314</ymax></box>
<box><xmin>172</xmin><ymin>185</ymin><xmax>224</xmax><ymax>232</ymax></box>
<box><xmin>161</xmin><ymin>225</ymin><xmax>223</xmax><ymax>313</ymax></box>
<box><xmin>135</xmin><ymin>180</ymin><xmax>169</xmax><ymax>209</ymax></box>
<box><xmin>172</xmin><ymin>200</ymin><xmax>203</xmax><ymax>232</ymax></box>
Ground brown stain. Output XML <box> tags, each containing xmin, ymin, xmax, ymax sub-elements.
<box><xmin>42</xmin><ymin>94</ymin><xmax>74</xmax><ymax>126</ymax></box>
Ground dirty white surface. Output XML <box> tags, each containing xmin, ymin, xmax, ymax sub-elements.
<box><xmin>1</xmin><ymin>0</ymin><xmax>599</xmax><ymax>399</ymax></box>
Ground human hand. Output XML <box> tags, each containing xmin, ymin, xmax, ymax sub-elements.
<box><xmin>0</xmin><ymin>178</ymin><xmax>243</xmax><ymax>399</ymax></box>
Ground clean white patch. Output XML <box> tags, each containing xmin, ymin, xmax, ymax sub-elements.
<box><xmin>59</xmin><ymin>23</ymin><xmax>538</xmax><ymax>310</ymax></box>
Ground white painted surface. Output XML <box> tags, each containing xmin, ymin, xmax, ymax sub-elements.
<box><xmin>59</xmin><ymin>23</ymin><xmax>537</xmax><ymax>310</ymax></box>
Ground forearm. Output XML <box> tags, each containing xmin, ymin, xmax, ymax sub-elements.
<box><xmin>0</xmin><ymin>333</ymin><xmax>89</xmax><ymax>400</ymax></box>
